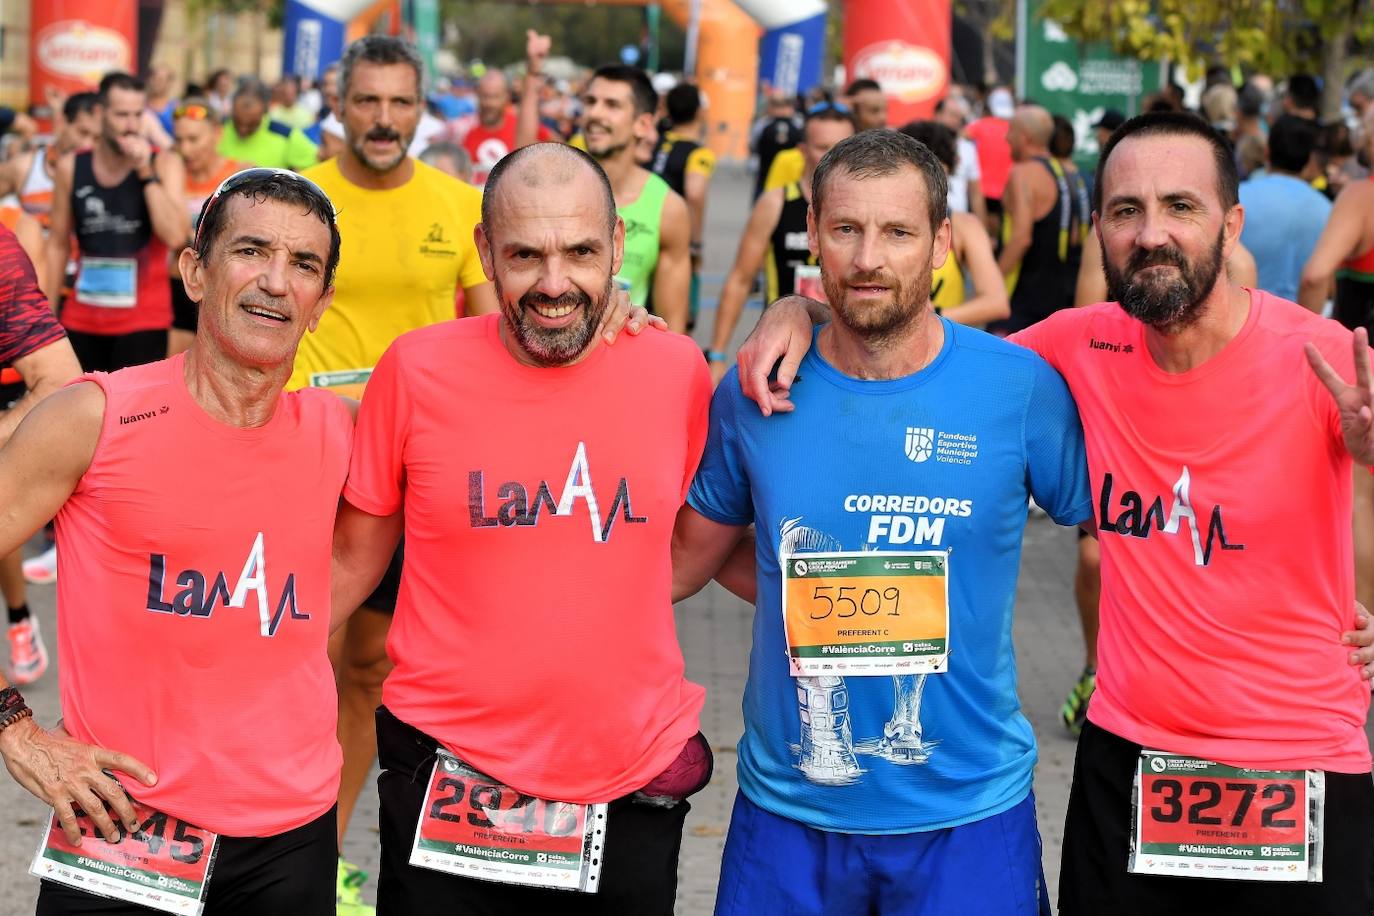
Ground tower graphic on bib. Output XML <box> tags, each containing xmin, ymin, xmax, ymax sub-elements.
<box><xmin>780</xmin><ymin>518</ymin><xmax>940</xmax><ymax>787</ymax></box>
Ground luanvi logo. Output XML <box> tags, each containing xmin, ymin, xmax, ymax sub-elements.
<box><xmin>1088</xmin><ymin>338</ymin><xmax>1134</xmax><ymax>354</ymax></box>
<box><xmin>1098</xmin><ymin>466</ymin><xmax>1244</xmax><ymax>567</ymax></box>
<box><xmin>120</xmin><ymin>406</ymin><xmax>169</xmax><ymax>425</ymax></box>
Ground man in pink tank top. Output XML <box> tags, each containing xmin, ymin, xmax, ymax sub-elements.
<box><xmin>0</xmin><ymin>168</ymin><xmax>353</xmax><ymax>915</ymax></box>
<box><xmin>736</xmin><ymin>113</ymin><xmax>1374</xmax><ymax>915</ymax></box>
<box><xmin>331</xmin><ymin>143</ymin><xmax>712</xmax><ymax>914</ymax></box>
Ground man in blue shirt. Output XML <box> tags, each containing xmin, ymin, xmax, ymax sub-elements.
<box><xmin>1239</xmin><ymin>114</ymin><xmax>1331</xmax><ymax>301</ymax></box>
<box><xmin>671</xmin><ymin>130</ymin><xmax>1092</xmax><ymax>915</ymax></box>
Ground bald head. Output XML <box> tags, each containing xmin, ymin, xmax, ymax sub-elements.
<box><xmin>477</xmin><ymin>70</ymin><xmax>512</xmax><ymax>125</ymax></box>
<box><xmin>481</xmin><ymin>142</ymin><xmax>618</xmax><ymax>240</ymax></box>
<box><xmin>1013</xmin><ymin>105</ymin><xmax>1054</xmax><ymax>145</ymax></box>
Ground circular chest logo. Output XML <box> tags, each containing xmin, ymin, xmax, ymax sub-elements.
<box><xmin>36</xmin><ymin>21</ymin><xmax>130</xmax><ymax>80</ymax></box>
<box><xmin>852</xmin><ymin>42</ymin><xmax>947</xmax><ymax>105</ymax></box>
<box><xmin>793</xmin><ymin>560</ymin><xmax>809</xmax><ymax>576</ymax></box>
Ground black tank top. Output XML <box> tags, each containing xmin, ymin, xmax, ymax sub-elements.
<box><xmin>996</xmin><ymin>156</ymin><xmax>1090</xmax><ymax>334</ymax></box>
<box><xmin>767</xmin><ymin>183</ymin><xmax>814</xmax><ymax>302</ymax></box>
<box><xmin>71</xmin><ymin>151</ymin><xmax>153</xmax><ymax>257</ymax></box>
<box><xmin>650</xmin><ymin>134</ymin><xmax>698</xmax><ymax>197</ymax></box>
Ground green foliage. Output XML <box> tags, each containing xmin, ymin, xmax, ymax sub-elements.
<box><xmin>1020</xmin><ymin>0</ymin><xmax>1373</xmax><ymax>78</ymax></box>
<box><xmin>188</xmin><ymin>0</ymin><xmax>285</xmax><ymax>30</ymax></box>
<box><xmin>439</xmin><ymin>1</ymin><xmax>686</xmax><ymax>71</ymax></box>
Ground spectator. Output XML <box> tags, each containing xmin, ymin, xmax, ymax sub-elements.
<box><xmin>750</xmin><ymin>89</ymin><xmax>801</xmax><ymax>199</ymax></box>
<box><xmin>205</xmin><ymin>68</ymin><xmax>235</xmax><ymax>118</ymax></box>
<box><xmin>144</xmin><ymin>64</ymin><xmax>177</xmax><ymax>137</ymax></box>
<box><xmin>1283</xmin><ymin>74</ymin><xmax>1321</xmax><ymax>121</ymax></box>
<box><xmin>1239</xmin><ymin>114</ymin><xmax>1331</xmax><ymax>301</ymax></box>
<box><xmin>934</xmin><ymin>92</ymin><xmax>987</xmax><ymax>223</ymax></box>
<box><xmin>1092</xmin><ymin>108</ymin><xmax>1125</xmax><ymax>153</ymax></box>
<box><xmin>218</xmin><ymin>77</ymin><xmax>318</xmax><ymax>171</ymax></box>
<box><xmin>418</xmin><ymin>141</ymin><xmax>473</xmax><ymax>184</ymax></box>
<box><xmin>269</xmin><ymin>74</ymin><xmax>314</xmax><ymax>129</ymax></box>
<box><xmin>966</xmin><ymin>85</ymin><xmax>1016</xmax><ymax>235</ymax></box>
<box><xmin>1202</xmin><ymin>83</ymin><xmax>1238</xmax><ymax>134</ymax></box>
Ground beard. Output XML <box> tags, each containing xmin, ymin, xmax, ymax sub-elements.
<box><xmin>820</xmin><ymin>255</ymin><xmax>932</xmax><ymax>344</ymax></box>
<box><xmin>1104</xmin><ymin>231</ymin><xmax>1225</xmax><ymax>334</ymax></box>
<box><xmin>497</xmin><ymin>277</ymin><xmax>611</xmax><ymax>367</ymax></box>
<box><xmin>583</xmin><ymin>123</ymin><xmax>629</xmax><ymax>161</ymax></box>
<box><xmin>349</xmin><ymin>125</ymin><xmax>413</xmax><ymax>173</ymax></box>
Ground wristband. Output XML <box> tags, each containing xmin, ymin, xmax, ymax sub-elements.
<box><xmin>705</xmin><ymin>349</ymin><xmax>727</xmax><ymax>362</ymax></box>
<box><xmin>0</xmin><ymin>686</ymin><xmax>32</xmax><ymax>733</ymax></box>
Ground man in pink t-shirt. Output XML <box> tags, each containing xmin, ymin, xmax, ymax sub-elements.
<box><xmin>0</xmin><ymin>169</ymin><xmax>352</xmax><ymax>914</ymax></box>
<box><xmin>739</xmin><ymin>113</ymin><xmax>1374</xmax><ymax>915</ymax></box>
<box><xmin>332</xmin><ymin>142</ymin><xmax>712</xmax><ymax>914</ymax></box>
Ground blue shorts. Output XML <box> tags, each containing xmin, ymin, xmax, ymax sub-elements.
<box><xmin>714</xmin><ymin>790</ymin><xmax>1051</xmax><ymax>916</ymax></box>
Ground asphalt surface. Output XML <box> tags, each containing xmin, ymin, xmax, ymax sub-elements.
<box><xmin>1</xmin><ymin>164</ymin><xmax>1369</xmax><ymax>915</ymax></box>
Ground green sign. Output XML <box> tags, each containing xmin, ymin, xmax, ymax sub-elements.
<box><xmin>1016</xmin><ymin>0</ymin><xmax>1163</xmax><ymax>173</ymax></box>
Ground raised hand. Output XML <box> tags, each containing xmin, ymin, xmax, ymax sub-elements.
<box><xmin>1306</xmin><ymin>326</ymin><xmax>1374</xmax><ymax>466</ymax></box>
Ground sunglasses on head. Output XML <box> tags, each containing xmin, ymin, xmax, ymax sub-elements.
<box><xmin>807</xmin><ymin>101</ymin><xmax>851</xmax><ymax>116</ymax></box>
<box><xmin>174</xmin><ymin>103</ymin><xmax>214</xmax><ymax>121</ymax></box>
<box><xmin>193</xmin><ymin>167</ymin><xmax>336</xmax><ymax>251</ymax></box>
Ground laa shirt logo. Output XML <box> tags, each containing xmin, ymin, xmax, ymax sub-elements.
<box><xmin>469</xmin><ymin>442</ymin><xmax>647</xmax><ymax>543</ymax></box>
<box><xmin>1098</xmin><ymin>466</ymin><xmax>1244</xmax><ymax>566</ymax></box>
<box><xmin>145</xmin><ymin>533</ymin><xmax>309</xmax><ymax>637</ymax></box>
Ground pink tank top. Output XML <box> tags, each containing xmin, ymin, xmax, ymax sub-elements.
<box><xmin>55</xmin><ymin>353</ymin><xmax>352</xmax><ymax>836</ymax></box>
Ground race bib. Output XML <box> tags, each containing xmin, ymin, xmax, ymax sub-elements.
<box><xmin>1129</xmin><ymin>751</ymin><xmax>1323</xmax><ymax>882</ymax></box>
<box><xmin>30</xmin><ymin>800</ymin><xmax>218</xmax><ymax>914</ymax></box>
<box><xmin>75</xmin><ymin>257</ymin><xmax>137</xmax><ymax>308</ymax></box>
<box><xmin>410</xmin><ymin>750</ymin><xmax>607</xmax><ymax>893</ymax></box>
<box><xmin>781</xmin><ymin>551</ymin><xmax>949</xmax><ymax>677</ymax></box>
<box><xmin>308</xmin><ymin>368</ymin><xmax>372</xmax><ymax>400</ymax></box>
<box><xmin>793</xmin><ymin>264</ymin><xmax>824</xmax><ymax>302</ymax></box>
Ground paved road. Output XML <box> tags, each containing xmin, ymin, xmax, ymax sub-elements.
<box><xmin>1</xmin><ymin>165</ymin><xmax>1368</xmax><ymax>914</ymax></box>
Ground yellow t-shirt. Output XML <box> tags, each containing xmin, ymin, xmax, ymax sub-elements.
<box><xmin>288</xmin><ymin>159</ymin><xmax>487</xmax><ymax>391</ymax></box>
<box><xmin>763</xmin><ymin>148</ymin><xmax>804</xmax><ymax>192</ymax></box>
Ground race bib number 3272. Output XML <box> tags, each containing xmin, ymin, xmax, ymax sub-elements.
<box><xmin>1129</xmin><ymin>751</ymin><xmax>1324</xmax><ymax>882</ymax></box>
<box><xmin>29</xmin><ymin>801</ymin><xmax>218</xmax><ymax>915</ymax></box>
<box><xmin>781</xmin><ymin>551</ymin><xmax>949</xmax><ymax>677</ymax></box>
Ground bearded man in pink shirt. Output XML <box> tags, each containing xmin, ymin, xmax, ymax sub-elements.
<box><xmin>739</xmin><ymin>112</ymin><xmax>1374</xmax><ymax>915</ymax></box>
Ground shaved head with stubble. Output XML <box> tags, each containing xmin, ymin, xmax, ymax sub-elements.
<box><xmin>477</xmin><ymin>143</ymin><xmax>625</xmax><ymax>367</ymax></box>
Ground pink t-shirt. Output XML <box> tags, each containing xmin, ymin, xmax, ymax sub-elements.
<box><xmin>965</xmin><ymin>117</ymin><xmax>1012</xmax><ymax>201</ymax></box>
<box><xmin>345</xmin><ymin>314</ymin><xmax>709</xmax><ymax>803</ymax></box>
<box><xmin>1015</xmin><ymin>291</ymin><xmax>1371</xmax><ymax>772</ymax></box>
<box><xmin>56</xmin><ymin>354</ymin><xmax>352</xmax><ymax>835</ymax></box>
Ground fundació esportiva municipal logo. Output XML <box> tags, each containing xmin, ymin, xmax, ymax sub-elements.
<box><xmin>793</xmin><ymin>560</ymin><xmax>808</xmax><ymax>576</ymax></box>
<box><xmin>904</xmin><ymin>427</ymin><xmax>935</xmax><ymax>463</ymax></box>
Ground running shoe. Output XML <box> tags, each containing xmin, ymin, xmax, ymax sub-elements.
<box><xmin>336</xmin><ymin>858</ymin><xmax>374</xmax><ymax>916</ymax></box>
<box><xmin>1060</xmin><ymin>665</ymin><xmax>1096</xmax><ymax>737</ymax></box>
<box><xmin>7</xmin><ymin>616</ymin><xmax>49</xmax><ymax>685</ymax></box>
<box><xmin>22</xmin><ymin>543</ymin><xmax>57</xmax><ymax>585</ymax></box>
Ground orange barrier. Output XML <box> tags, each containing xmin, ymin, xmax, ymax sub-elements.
<box><xmin>555</xmin><ymin>0</ymin><xmax>760</xmax><ymax>161</ymax></box>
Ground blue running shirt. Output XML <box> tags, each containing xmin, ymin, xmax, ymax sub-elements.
<box><xmin>689</xmin><ymin>319</ymin><xmax>1092</xmax><ymax>833</ymax></box>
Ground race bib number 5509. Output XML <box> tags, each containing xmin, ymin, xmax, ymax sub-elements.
<box><xmin>1129</xmin><ymin>751</ymin><xmax>1324</xmax><ymax>882</ymax></box>
<box><xmin>781</xmin><ymin>551</ymin><xmax>949</xmax><ymax>677</ymax></box>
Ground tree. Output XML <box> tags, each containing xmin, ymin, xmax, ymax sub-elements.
<box><xmin>439</xmin><ymin>1</ymin><xmax>687</xmax><ymax>71</ymax></box>
<box><xmin>1012</xmin><ymin>0</ymin><xmax>1373</xmax><ymax>117</ymax></box>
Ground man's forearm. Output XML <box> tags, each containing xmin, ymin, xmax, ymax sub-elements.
<box><xmin>144</xmin><ymin>183</ymin><xmax>189</xmax><ymax>250</ymax></box>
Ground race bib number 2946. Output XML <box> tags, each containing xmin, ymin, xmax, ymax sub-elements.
<box><xmin>1129</xmin><ymin>751</ymin><xmax>1323</xmax><ymax>882</ymax></box>
<box><xmin>410</xmin><ymin>751</ymin><xmax>607</xmax><ymax>893</ymax></box>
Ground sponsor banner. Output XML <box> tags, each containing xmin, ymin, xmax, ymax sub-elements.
<box><xmin>1016</xmin><ymin>0</ymin><xmax>1163</xmax><ymax>172</ymax></box>
<box><xmin>30</xmin><ymin>1</ymin><xmax>138</xmax><ymax>113</ymax></box>
<box><xmin>843</xmin><ymin>0</ymin><xmax>951</xmax><ymax>123</ymax></box>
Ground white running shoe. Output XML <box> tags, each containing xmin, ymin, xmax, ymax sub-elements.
<box><xmin>22</xmin><ymin>544</ymin><xmax>57</xmax><ymax>585</ymax></box>
<box><xmin>7</xmin><ymin>616</ymin><xmax>49</xmax><ymax>684</ymax></box>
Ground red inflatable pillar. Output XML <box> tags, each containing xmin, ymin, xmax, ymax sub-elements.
<box><xmin>30</xmin><ymin>0</ymin><xmax>139</xmax><ymax>111</ymax></box>
<box><xmin>843</xmin><ymin>0</ymin><xmax>950</xmax><ymax>125</ymax></box>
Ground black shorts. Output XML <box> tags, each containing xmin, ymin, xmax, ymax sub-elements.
<box><xmin>37</xmin><ymin>805</ymin><xmax>337</xmax><ymax>915</ymax></box>
<box><xmin>66</xmin><ymin>329</ymin><xmax>168</xmax><ymax>373</ymax></box>
<box><xmin>374</xmin><ymin>705</ymin><xmax>703</xmax><ymax>916</ymax></box>
<box><xmin>1334</xmin><ymin>276</ymin><xmax>1374</xmax><ymax>337</ymax></box>
<box><xmin>1060</xmin><ymin>721</ymin><xmax>1374</xmax><ymax>915</ymax></box>
<box><xmin>170</xmin><ymin>278</ymin><xmax>199</xmax><ymax>334</ymax></box>
<box><xmin>364</xmin><ymin>542</ymin><xmax>405</xmax><ymax>614</ymax></box>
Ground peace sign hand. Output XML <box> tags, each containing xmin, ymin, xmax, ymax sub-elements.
<box><xmin>1306</xmin><ymin>326</ymin><xmax>1374</xmax><ymax>466</ymax></box>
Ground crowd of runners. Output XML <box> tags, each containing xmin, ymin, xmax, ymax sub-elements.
<box><xmin>1</xmin><ymin>23</ymin><xmax>1374</xmax><ymax>916</ymax></box>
